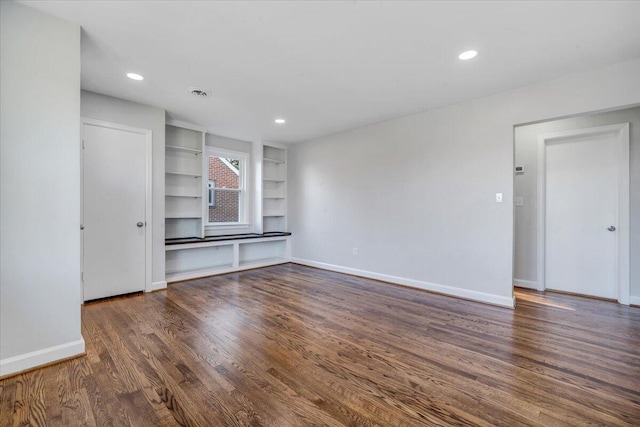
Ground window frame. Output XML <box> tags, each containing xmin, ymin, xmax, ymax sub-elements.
<box><xmin>204</xmin><ymin>147</ymin><xmax>249</xmax><ymax>228</ymax></box>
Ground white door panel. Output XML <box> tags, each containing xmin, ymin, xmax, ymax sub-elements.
<box><xmin>83</xmin><ymin>124</ymin><xmax>147</xmax><ymax>301</ymax></box>
<box><xmin>545</xmin><ymin>133</ymin><xmax>618</xmax><ymax>299</ymax></box>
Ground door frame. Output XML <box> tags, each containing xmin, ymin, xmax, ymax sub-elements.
<box><xmin>536</xmin><ymin>123</ymin><xmax>629</xmax><ymax>304</ymax></box>
<box><xmin>80</xmin><ymin>118</ymin><xmax>153</xmax><ymax>298</ymax></box>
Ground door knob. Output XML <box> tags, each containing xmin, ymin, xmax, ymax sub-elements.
<box><xmin>608</xmin><ymin>226</ymin><xmax>616</xmax><ymax>232</ymax></box>
<box><xmin>137</xmin><ymin>222</ymin><xmax>144</xmax><ymax>228</ymax></box>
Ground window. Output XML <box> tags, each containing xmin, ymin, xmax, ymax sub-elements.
<box><xmin>206</xmin><ymin>148</ymin><xmax>247</xmax><ymax>225</ymax></box>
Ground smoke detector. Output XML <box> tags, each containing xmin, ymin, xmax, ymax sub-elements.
<box><xmin>188</xmin><ymin>87</ymin><xmax>211</xmax><ymax>97</ymax></box>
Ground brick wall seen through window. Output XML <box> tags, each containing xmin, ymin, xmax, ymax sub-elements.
<box><xmin>208</xmin><ymin>156</ymin><xmax>240</xmax><ymax>223</ymax></box>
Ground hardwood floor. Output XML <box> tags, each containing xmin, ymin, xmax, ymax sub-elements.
<box><xmin>2</xmin><ymin>263</ymin><xmax>639</xmax><ymax>426</ymax></box>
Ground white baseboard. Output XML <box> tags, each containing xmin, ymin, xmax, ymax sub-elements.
<box><xmin>630</xmin><ymin>296</ymin><xmax>640</xmax><ymax>306</ymax></box>
<box><xmin>0</xmin><ymin>338</ymin><xmax>85</xmax><ymax>378</ymax></box>
<box><xmin>514</xmin><ymin>279</ymin><xmax>538</xmax><ymax>290</ymax></box>
<box><xmin>149</xmin><ymin>280</ymin><xmax>167</xmax><ymax>292</ymax></box>
<box><xmin>291</xmin><ymin>258</ymin><xmax>515</xmax><ymax>309</ymax></box>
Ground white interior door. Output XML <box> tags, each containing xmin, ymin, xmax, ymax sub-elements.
<box><xmin>545</xmin><ymin>132</ymin><xmax>618</xmax><ymax>299</ymax></box>
<box><xmin>82</xmin><ymin>122</ymin><xmax>148</xmax><ymax>301</ymax></box>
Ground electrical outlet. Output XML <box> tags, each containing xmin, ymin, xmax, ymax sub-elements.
<box><xmin>352</xmin><ymin>248</ymin><xmax>358</xmax><ymax>255</ymax></box>
<box><xmin>496</xmin><ymin>193</ymin><xmax>503</xmax><ymax>203</ymax></box>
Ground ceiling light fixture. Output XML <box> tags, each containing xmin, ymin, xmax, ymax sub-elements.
<box><xmin>274</xmin><ymin>118</ymin><xmax>286</xmax><ymax>124</ymax></box>
<box><xmin>126</xmin><ymin>72</ymin><xmax>144</xmax><ymax>81</ymax></box>
<box><xmin>458</xmin><ymin>50</ymin><xmax>478</xmax><ymax>60</ymax></box>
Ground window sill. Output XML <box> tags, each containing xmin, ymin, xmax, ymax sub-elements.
<box><xmin>206</xmin><ymin>223</ymin><xmax>250</xmax><ymax>228</ymax></box>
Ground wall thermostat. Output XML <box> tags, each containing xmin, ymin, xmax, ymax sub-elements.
<box><xmin>515</xmin><ymin>166</ymin><xmax>525</xmax><ymax>174</ymax></box>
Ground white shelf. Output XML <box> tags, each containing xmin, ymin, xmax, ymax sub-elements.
<box><xmin>165</xmin><ymin>258</ymin><xmax>288</xmax><ymax>283</ymax></box>
<box><xmin>263</xmin><ymin>157</ymin><xmax>285</xmax><ymax>164</ymax></box>
<box><xmin>263</xmin><ymin>212</ymin><xmax>285</xmax><ymax>217</ymax></box>
<box><xmin>166</xmin><ymin>171</ymin><xmax>202</xmax><ymax>178</ymax></box>
<box><xmin>166</xmin><ymin>145</ymin><xmax>202</xmax><ymax>154</ymax></box>
<box><xmin>165</xmin><ymin>264</ymin><xmax>232</xmax><ymax>276</ymax></box>
<box><xmin>165</xmin><ymin>217</ymin><xmax>201</xmax><ymax>240</ymax></box>
<box><xmin>166</xmin><ymin>215</ymin><xmax>201</xmax><ymax>219</ymax></box>
<box><xmin>166</xmin><ymin>194</ymin><xmax>202</xmax><ymax>198</ymax></box>
<box><xmin>166</xmin><ymin>265</ymin><xmax>234</xmax><ymax>282</ymax></box>
<box><xmin>263</xmin><ymin>216</ymin><xmax>285</xmax><ymax>234</ymax></box>
<box><xmin>165</xmin><ymin>241</ymin><xmax>235</xmax><ymax>281</ymax></box>
<box><xmin>263</xmin><ymin>178</ymin><xmax>285</xmax><ymax>183</ymax></box>
<box><xmin>238</xmin><ymin>257</ymin><xmax>287</xmax><ymax>269</ymax></box>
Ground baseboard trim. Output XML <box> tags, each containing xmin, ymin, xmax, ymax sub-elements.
<box><xmin>0</xmin><ymin>338</ymin><xmax>85</xmax><ymax>378</ymax></box>
<box><xmin>514</xmin><ymin>279</ymin><xmax>538</xmax><ymax>290</ymax></box>
<box><xmin>291</xmin><ymin>258</ymin><xmax>515</xmax><ymax>309</ymax></box>
<box><xmin>149</xmin><ymin>280</ymin><xmax>167</xmax><ymax>292</ymax></box>
<box><xmin>630</xmin><ymin>296</ymin><xmax>640</xmax><ymax>307</ymax></box>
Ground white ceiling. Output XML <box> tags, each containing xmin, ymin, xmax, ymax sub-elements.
<box><xmin>23</xmin><ymin>1</ymin><xmax>640</xmax><ymax>143</ymax></box>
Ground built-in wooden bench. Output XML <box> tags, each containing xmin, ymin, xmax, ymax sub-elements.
<box><xmin>165</xmin><ymin>232</ymin><xmax>291</xmax><ymax>283</ymax></box>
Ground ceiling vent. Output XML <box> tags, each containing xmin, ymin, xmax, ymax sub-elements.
<box><xmin>188</xmin><ymin>87</ymin><xmax>211</xmax><ymax>97</ymax></box>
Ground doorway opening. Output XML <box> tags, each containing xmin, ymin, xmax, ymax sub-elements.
<box><xmin>513</xmin><ymin>107</ymin><xmax>639</xmax><ymax>305</ymax></box>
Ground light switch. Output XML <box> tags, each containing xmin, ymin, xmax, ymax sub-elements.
<box><xmin>514</xmin><ymin>196</ymin><xmax>524</xmax><ymax>207</ymax></box>
<box><xmin>496</xmin><ymin>193</ymin><xmax>503</xmax><ymax>203</ymax></box>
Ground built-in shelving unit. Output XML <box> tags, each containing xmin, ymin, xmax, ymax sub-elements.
<box><xmin>166</xmin><ymin>171</ymin><xmax>202</xmax><ymax>177</ymax></box>
<box><xmin>262</xmin><ymin>143</ymin><xmax>287</xmax><ymax>233</ymax></box>
<box><xmin>165</xmin><ymin>234</ymin><xmax>290</xmax><ymax>282</ymax></box>
<box><xmin>165</xmin><ymin>121</ymin><xmax>206</xmax><ymax>240</ymax></box>
<box><xmin>165</xmin><ymin>133</ymin><xmax>291</xmax><ymax>283</ymax></box>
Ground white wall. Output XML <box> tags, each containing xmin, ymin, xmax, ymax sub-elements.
<box><xmin>81</xmin><ymin>91</ymin><xmax>166</xmax><ymax>289</ymax></box>
<box><xmin>514</xmin><ymin>107</ymin><xmax>640</xmax><ymax>300</ymax></box>
<box><xmin>0</xmin><ymin>1</ymin><xmax>84</xmax><ymax>376</ymax></box>
<box><xmin>288</xmin><ymin>58</ymin><xmax>640</xmax><ymax>308</ymax></box>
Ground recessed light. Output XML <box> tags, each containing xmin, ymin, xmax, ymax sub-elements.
<box><xmin>274</xmin><ymin>118</ymin><xmax>286</xmax><ymax>124</ymax></box>
<box><xmin>126</xmin><ymin>72</ymin><xmax>144</xmax><ymax>81</ymax></box>
<box><xmin>458</xmin><ymin>50</ymin><xmax>478</xmax><ymax>60</ymax></box>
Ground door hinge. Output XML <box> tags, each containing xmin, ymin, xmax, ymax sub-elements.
<box><xmin>81</xmin><ymin>272</ymin><xmax>84</xmax><ymax>282</ymax></box>
<box><xmin>82</xmin><ymin>139</ymin><xmax>85</xmax><ymax>149</ymax></box>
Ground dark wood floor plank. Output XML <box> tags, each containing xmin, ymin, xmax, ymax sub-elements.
<box><xmin>47</xmin><ymin>362</ymin><xmax>69</xmax><ymax>425</ymax></box>
<box><xmin>11</xmin><ymin>370</ymin><xmax>47</xmax><ymax>427</ymax></box>
<box><xmin>140</xmin><ymin>331</ymin><xmax>245</xmax><ymax>427</ymax></box>
<box><xmin>95</xmin><ymin>308</ymin><xmax>203</xmax><ymax>427</ymax></box>
<box><xmin>0</xmin><ymin>378</ymin><xmax>16</xmax><ymax>427</ymax></box>
<box><xmin>2</xmin><ymin>263</ymin><xmax>639</xmax><ymax>426</ymax></box>
<box><xmin>60</xmin><ymin>388</ymin><xmax>97</xmax><ymax>427</ymax></box>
